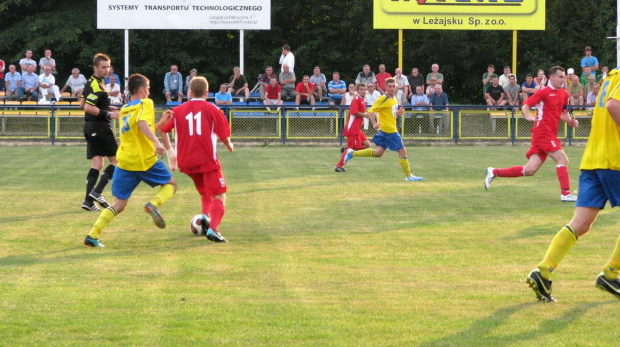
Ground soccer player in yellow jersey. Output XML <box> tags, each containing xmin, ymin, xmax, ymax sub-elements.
<box><xmin>84</xmin><ymin>74</ymin><xmax>177</xmax><ymax>247</ymax></box>
<box><xmin>342</xmin><ymin>78</ymin><xmax>422</xmax><ymax>181</ymax></box>
<box><xmin>526</xmin><ymin>67</ymin><xmax>620</xmax><ymax>301</ymax></box>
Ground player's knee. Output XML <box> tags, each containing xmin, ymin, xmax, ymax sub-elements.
<box><xmin>168</xmin><ymin>178</ymin><xmax>178</xmax><ymax>193</ymax></box>
<box><xmin>523</xmin><ymin>167</ymin><xmax>538</xmax><ymax>176</ymax></box>
<box><xmin>214</xmin><ymin>193</ymin><xmax>226</xmax><ymax>204</ymax></box>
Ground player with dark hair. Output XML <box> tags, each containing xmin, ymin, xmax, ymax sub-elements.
<box><xmin>80</xmin><ymin>53</ymin><xmax>119</xmax><ymax>211</ymax></box>
<box><xmin>485</xmin><ymin>66</ymin><xmax>579</xmax><ymax>202</ymax></box>
<box><xmin>160</xmin><ymin>76</ymin><xmax>234</xmax><ymax>243</ymax></box>
<box><xmin>84</xmin><ymin>74</ymin><xmax>177</xmax><ymax>247</ymax></box>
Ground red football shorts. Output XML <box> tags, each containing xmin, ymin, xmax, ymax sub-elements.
<box><xmin>526</xmin><ymin>134</ymin><xmax>563</xmax><ymax>163</ymax></box>
<box><xmin>346</xmin><ymin>133</ymin><xmax>368</xmax><ymax>150</ymax></box>
<box><xmin>188</xmin><ymin>169</ymin><xmax>227</xmax><ymax>197</ymax></box>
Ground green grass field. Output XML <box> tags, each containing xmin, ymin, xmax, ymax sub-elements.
<box><xmin>1</xmin><ymin>144</ymin><xmax>619</xmax><ymax>346</ymax></box>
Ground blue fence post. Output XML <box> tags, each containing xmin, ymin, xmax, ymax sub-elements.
<box><xmin>339</xmin><ymin>105</ymin><xmax>344</xmax><ymax>146</ymax></box>
<box><xmin>453</xmin><ymin>106</ymin><xmax>459</xmax><ymax>144</ymax></box>
<box><xmin>50</xmin><ymin>103</ymin><xmax>55</xmax><ymax>145</ymax></box>
<box><xmin>282</xmin><ymin>106</ymin><xmax>286</xmax><ymax>144</ymax></box>
<box><xmin>510</xmin><ymin>106</ymin><xmax>516</xmax><ymax>145</ymax></box>
<box><xmin>567</xmin><ymin>106</ymin><xmax>573</xmax><ymax>146</ymax></box>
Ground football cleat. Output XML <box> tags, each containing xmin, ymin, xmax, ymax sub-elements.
<box><xmin>405</xmin><ymin>175</ymin><xmax>423</xmax><ymax>182</ymax></box>
<box><xmin>595</xmin><ymin>272</ymin><xmax>620</xmax><ymax>299</ymax></box>
<box><xmin>206</xmin><ymin>228</ymin><xmax>228</xmax><ymax>243</ymax></box>
<box><xmin>334</xmin><ymin>167</ymin><xmax>346</xmax><ymax>172</ymax></box>
<box><xmin>526</xmin><ymin>269</ymin><xmax>556</xmax><ymax>302</ymax></box>
<box><xmin>144</xmin><ymin>202</ymin><xmax>166</xmax><ymax>229</ymax></box>
<box><xmin>82</xmin><ymin>200</ymin><xmax>101</xmax><ymax>212</ymax></box>
<box><xmin>484</xmin><ymin>167</ymin><xmax>495</xmax><ymax>190</ymax></box>
<box><xmin>201</xmin><ymin>214</ymin><xmax>211</xmax><ymax>235</ymax></box>
<box><xmin>561</xmin><ymin>193</ymin><xmax>578</xmax><ymax>202</ymax></box>
<box><xmin>340</xmin><ymin>147</ymin><xmax>346</xmax><ymax>154</ymax></box>
<box><xmin>343</xmin><ymin>149</ymin><xmax>354</xmax><ymax>165</ymax></box>
<box><xmin>84</xmin><ymin>235</ymin><xmax>105</xmax><ymax>248</ymax></box>
<box><xmin>89</xmin><ymin>189</ymin><xmax>110</xmax><ymax>208</ymax></box>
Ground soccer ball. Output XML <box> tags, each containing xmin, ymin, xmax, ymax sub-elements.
<box><xmin>190</xmin><ymin>214</ymin><xmax>209</xmax><ymax>236</ymax></box>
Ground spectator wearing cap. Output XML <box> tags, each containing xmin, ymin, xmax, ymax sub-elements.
<box><xmin>581</xmin><ymin>46</ymin><xmax>599</xmax><ymax>76</ymax></box>
<box><xmin>564</xmin><ymin>68</ymin><xmax>575</xmax><ymax>93</ymax></box>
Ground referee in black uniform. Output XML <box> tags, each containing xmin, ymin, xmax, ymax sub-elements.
<box><xmin>80</xmin><ymin>53</ymin><xmax>120</xmax><ymax>211</ymax></box>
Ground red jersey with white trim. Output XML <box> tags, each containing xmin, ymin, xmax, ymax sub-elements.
<box><xmin>160</xmin><ymin>99</ymin><xmax>230</xmax><ymax>174</ymax></box>
<box><xmin>343</xmin><ymin>95</ymin><xmax>366</xmax><ymax>136</ymax></box>
<box><xmin>523</xmin><ymin>85</ymin><xmax>568</xmax><ymax>137</ymax></box>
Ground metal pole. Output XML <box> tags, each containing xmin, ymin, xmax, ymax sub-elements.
<box><xmin>398</xmin><ymin>29</ymin><xmax>403</xmax><ymax>69</ymax></box>
<box><xmin>240</xmin><ymin>30</ymin><xmax>245</xmax><ymax>74</ymax></box>
<box><xmin>512</xmin><ymin>30</ymin><xmax>517</xmax><ymax>76</ymax></box>
<box><xmin>124</xmin><ymin>29</ymin><xmax>129</xmax><ymax>87</ymax></box>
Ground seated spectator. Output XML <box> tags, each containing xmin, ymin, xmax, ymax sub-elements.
<box><xmin>295</xmin><ymin>75</ymin><xmax>315</xmax><ymax>106</ymax></box>
<box><xmin>410</xmin><ymin>85</ymin><xmax>429</xmax><ymax>111</ymax></box>
<box><xmin>183</xmin><ymin>68</ymin><xmax>197</xmax><ymax>96</ymax></box>
<box><xmin>407</xmin><ymin>68</ymin><xmax>425</xmax><ymax>99</ymax></box>
<box><xmin>521</xmin><ymin>73</ymin><xmax>537</xmax><ymax>103</ymax></box>
<box><xmin>258</xmin><ymin>66</ymin><xmax>278</xmax><ymax>101</ymax></box>
<box><xmin>327</xmin><ymin>72</ymin><xmax>346</xmax><ymax>105</ymax></box>
<box><xmin>279</xmin><ymin>64</ymin><xmax>296</xmax><ymax>101</ymax></box>
<box><xmin>61</xmin><ymin>68</ymin><xmax>87</xmax><ymax>98</ymax></box>
<box><xmin>580</xmin><ymin>67</ymin><xmax>592</xmax><ymax>86</ymax></box>
<box><xmin>263</xmin><ymin>77</ymin><xmax>282</xmax><ymax>110</ymax></box>
<box><xmin>19</xmin><ymin>64</ymin><xmax>39</xmax><ymax>101</ymax></box>
<box><xmin>564</xmin><ymin>68</ymin><xmax>576</xmax><ymax>92</ymax></box>
<box><xmin>568</xmin><ymin>75</ymin><xmax>584</xmax><ymax>107</ymax></box>
<box><xmin>4</xmin><ymin>64</ymin><xmax>21</xmax><ymax>101</ymax></box>
<box><xmin>597</xmin><ymin>65</ymin><xmax>609</xmax><ymax>83</ymax></box>
<box><xmin>429</xmin><ymin>84</ymin><xmax>450</xmax><ymax>133</ymax></box>
<box><xmin>498</xmin><ymin>66</ymin><xmax>512</xmax><ymax>88</ymax></box>
<box><xmin>584</xmin><ymin>74</ymin><xmax>596</xmax><ymax>96</ymax></box>
<box><xmin>425</xmin><ymin>76</ymin><xmax>438</xmax><ymax>97</ymax></box>
<box><xmin>309</xmin><ymin>66</ymin><xmax>326</xmax><ymax>101</ymax></box>
<box><xmin>164</xmin><ymin>65</ymin><xmax>183</xmax><ymax>102</ymax></box>
<box><xmin>485</xmin><ymin>77</ymin><xmax>506</xmax><ymax>108</ymax></box>
<box><xmin>364</xmin><ymin>82</ymin><xmax>381</xmax><ymax>105</ymax></box>
<box><xmin>19</xmin><ymin>49</ymin><xmax>36</xmax><ymax>75</ymax></box>
<box><xmin>104</xmin><ymin>65</ymin><xmax>121</xmax><ymax>87</ymax></box>
<box><xmin>341</xmin><ymin>83</ymin><xmax>356</xmax><ymax>106</ymax></box>
<box><xmin>426</xmin><ymin>63</ymin><xmax>444</xmax><ymax>85</ymax></box>
<box><xmin>394</xmin><ymin>68</ymin><xmax>409</xmax><ymax>105</ymax></box>
<box><xmin>504</xmin><ymin>75</ymin><xmax>521</xmax><ymax>106</ymax></box>
<box><xmin>535</xmin><ymin>69</ymin><xmax>547</xmax><ymax>89</ymax></box>
<box><xmin>482</xmin><ymin>64</ymin><xmax>497</xmax><ymax>99</ymax></box>
<box><xmin>355</xmin><ymin>64</ymin><xmax>376</xmax><ymax>84</ymax></box>
<box><xmin>38</xmin><ymin>65</ymin><xmax>61</xmax><ymax>102</ymax></box>
<box><xmin>214</xmin><ymin>83</ymin><xmax>233</xmax><ymax>105</ymax></box>
<box><xmin>38</xmin><ymin>49</ymin><xmax>57</xmax><ymax>75</ymax></box>
<box><xmin>0</xmin><ymin>58</ymin><xmax>4</xmax><ymax>92</ymax></box>
<box><xmin>586</xmin><ymin>83</ymin><xmax>599</xmax><ymax>111</ymax></box>
<box><xmin>106</xmin><ymin>75</ymin><xmax>122</xmax><ymax>105</ymax></box>
<box><xmin>375</xmin><ymin>64</ymin><xmax>391</xmax><ymax>94</ymax></box>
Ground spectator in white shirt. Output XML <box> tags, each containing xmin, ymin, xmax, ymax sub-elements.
<box><xmin>106</xmin><ymin>75</ymin><xmax>122</xmax><ymax>105</ymax></box>
<box><xmin>61</xmin><ymin>68</ymin><xmax>87</xmax><ymax>97</ymax></box>
<box><xmin>279</xmin><ymin>44</ymin><xmax>295</xmax><ymax>73</ymax></box>
<box><xmin>38</xmin><ymin>65</ymin><xmax>61</xmax><ymax>102</ymax></box>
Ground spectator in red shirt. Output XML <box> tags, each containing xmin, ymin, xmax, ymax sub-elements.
<box><xmin>263</xmin><ymin>77</ymin><xmax>282</xmax><ymax>110</ymax></box>
<box><xmin>295</xmin><ymin>75</ymin><xmax>315</xmax><ymax>106</ymax></box>
<box><xmin>375</xmin><ymin>64</ymin><xmax>392</xmax><ymax>95</ymax></box>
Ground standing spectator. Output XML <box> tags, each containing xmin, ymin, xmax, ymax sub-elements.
<box><xmin>485</xmin><ymin>77</ymin><xmax>506</xmax><ymax>109</ymax></box>
<box><xmin>4</xmin><ymin>65</ymin><xmax>21</xmax><ymax>100</ymax></box>
<box><xmin>521</xmin><ymin>74</ymin><xmax>538</xmax><ymax>103</ymax></box>
<box><xmin>581</xmin><ymin>46</ymin><xmax>599</xmax><ymax>76</ymax></box>
<box><xmin>214</xmin><ymin>84</ymin><xmax>233</xmax><ymax>106</ymax></box>
<box><xmin>19</xmin><ymin>49</ymin><xmax>37</xmax><ymax>75</ymax></box>
<box><xmin>482</xmin><ymin>64</ymin><xmax>498</xmax><ymax>99</ymax></box>
<box><xmin>327</xmin><ymin>72</ymin><xmax>346</xmax><ymax>105</ymax></box>
<box><xmin>586</xmin><ymin>83</ymin><xmax>599</xmax><ymax>111</ymax></box>
<box><xmin>38</xmin><ymin>49</ymin><xmax>57</xmax><ymax>74</ymax></box>
<box><xmin>20</xmin><ymin>64</ymin><xmax>39</xmax><ymax>101</ymax></box>
<box><xmin>164</xmin><ymin>65</ymin><xmax>183</xmax><ymax>102</ymax></box>
<box><xmin>535</xmin><ymin>69</ymin><xmax>547</xmax><ymax>89</ymax></box>
<box><xmin>61</xmin><ymin>68</ymin><xmax>87</xmax><ymax>98</ymax></box>
<box><xmin>183</xmin><ymin>68</ymin><xmax>197</xmax><ymax>97</ymax></box>
<box><xmin>426</xmin><ymin>63</ymin><xmax>444</xmax><ymax>85</ymax></box>
<box><xmin>279</xmin><ymin>44</ymin><xmax>295</xmax><ymax>73</ymax></box>
<box><xmin>355</xmin><ymin>65</ymin><xmax>377</xmax><ymax>84</ymax></box>
<box><xmin>104</xmin><ymin>65</ymin><xmax>121</xmax><ymax>87</ymax></box>
<box><xmin>597</xmin><ymin>65</ymin><xmax>609</xmax><ymax>83</ymax></box>
<box><xmin>263</xmin><ymin>77</ymin><xmax>282</xmax><ymax>111</ymax></box>
<box><xmin>228</xmin><ymin>66</ymin><xmax>250</xmax><ymax>100</ymax></box>
<box><xmin>295</xmin><ymin>75</ymin><xmax>315</xmax><ymax>106</ymax></box>
<box><xmin>365</xmin><ymin>82</ymin><xmax>381</xmax><ymax>106</ymax></box>
<box><xmin>309</xmin><ymin>66</ymin><xmax>326</xmax><ymax>101</ymax></box>
<box><xmin>504</xmin><ymin>75</ymin><xmax>522</xmax><ymax>106</ymax></box>
<box><xmin>568</xmin><ymin>75</ymin><xmax>585</xmax><ymax>107</ymax></box>
<box><xmin>394</xmin><ymin>68</ymin><xmax>409</xmax><ymax>105</ymax></box>
<box><xmin>375</xmin><ymin>64</ymin><xmax>391</xmax><ymax>95</ymax></box>
<box><xmin>278</xmin><ymin>64</ymin><xmax>296</xmax><ymax>101</ymax></box>
<box><xmin>341</xmin><ymin>83</ymin><xmax>356</xmax><ymax>106</ymax></box>
<box><xmin>258</xmin><ymin>66</ymin><xmax>278</xmax><ymax>101</ymax></box>
<box><xmin>407</xmin><ymin>68</ymin><xmax>425</xmax><ymax>99</ymax></box>
<box><xmin>38</xmin><ymin>65</ymin><xmax>61</xmax><ymax>102</ymax></box>
<box><xmin>425</xmin><ymin>76</ymin><xmax>438</xmax><ymax>97</ymax></box>
<box><xmin>107</xmin><ymin>75</ymin><xmax>122</xmax><ymax>105</ymax></box>
<box><xmin>429</xmin><ymin>84</ymin><xmax>450</xmax><ymax>133</ymax></box>
<box><xmin>498</xmin><ymin>66</ymin><xmax>512</xmax><ymax>88</ymax></box>
<box><xmin>0</xmin><ymin>57</ymin><xmax>4</xmax><ymax>91</ymax></box>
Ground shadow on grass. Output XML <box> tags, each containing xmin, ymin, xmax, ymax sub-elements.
<box><xmin>419</xmin><ymin>300</ymin><xmax>614</xmax><ymax>346</ymax></box>
<box><xmin>502</xmin><ymin>224</ymin><xmax>559</xmax><ymax>241</ymax></box>
<box><xmin>0</xmin><ymin>210</ymin><xmax>82</xmax><ymax>224</ymax></box>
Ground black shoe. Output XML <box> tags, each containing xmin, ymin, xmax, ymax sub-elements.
<box><xmin>595</xmin><ymin>272</ymin><xmax>620</xmax><ymax>299</ymax></box>
<box><xmin>84</xmin><ymin>235</ymin><xmax>105</xmax><ymax>247</ymax></box>
<box><xmin>334</xmin><ymin>167</ymin><xmax>346</xmax><ymax>172</ymax></box>
<box><xmin>526</xmin><ymin>269</ymin><xmax>556</xmax><ymax>302</ymax></box>
<box><xmin>89</xmin><ymin>189</ymin><xmax>110</xmax><ymax>208</ymax></box>
<box><xmin>201</xmin><ymin>214</ymin><xmax>211</xmax><ymax>235</ymax></box>
<box><xmin>206</xmin><ymin>228</ymin><xmax>228</xmax><ymax>243</ymax></box>
<box><xmin>340</xmin><ymin>147</ymin><xmax>345</xmax><ymax>154</ymax></box>
<box><xmin>82</xmin><ymin>200</ymin><xmax>101</xmax><ymax>212</ymax></box>
<box><xmin>144</xmin><ymin>202</ymin><xmax>166</xmax><ymax>229</ymax></box>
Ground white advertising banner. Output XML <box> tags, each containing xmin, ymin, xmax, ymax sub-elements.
<box><xmin>97</xmin><ymin>0</ymin><xmax>271</xmax><ymax>30</ymax></box>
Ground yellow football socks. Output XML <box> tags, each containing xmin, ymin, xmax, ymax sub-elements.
<box><xmin>537</xmin><ymin>225</ymin><xmax>577</xmax><ymax>280</ymax></box>
<box><xmin>352</xmin><ymin>149</ymin><xmax>375</xmax><ymax>157</ymax></box>
<box><xmin>399</xmin><ymin>157</ymin><xmax>412</xmax><ymax>177</ymax></box>
<box><xmin>150</xmin><ymin>183</ymin><xmax>175</xmax><ymax>207</ymax></box>
<box><xmin>603</xmin><ymin>237</ymin><xmax>620</xmax><ymax>280</ymax></box>
<box><xmin>88</xmin><ymin>207</ymin><xmax>117</xmax><ymax>239</ymax></box>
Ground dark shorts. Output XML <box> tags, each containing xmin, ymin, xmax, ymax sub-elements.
<box><xmin>84</xmin><ymin>121</ymin><xmax>118</xmax><ymax>159</ymax></box>
<box><xmin>112</xmin><ymin>161</ymin><xmax>172</xmax><ymax>200</ymax></box>
<box><xmin>575</xmin><ymin>169</ymin><xmax>620</xmax><ymax>209</ymax></box>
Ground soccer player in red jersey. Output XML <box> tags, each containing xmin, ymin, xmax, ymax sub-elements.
<box><xmin>485</xmin><ymin>66</ymin><xmax>580</xmax><ymax>202</ymax></box>
<box><xmin>159</xmin><ymin>76</ymin><xmax>234</xmax><ymax>243</ymax></box>
<box><xmin>335</xmin><ymin>83</ymin><xmax>376</xmax><ymax>172</ymax></box>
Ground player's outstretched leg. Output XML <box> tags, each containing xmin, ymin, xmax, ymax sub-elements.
<box><xmin>557</xmin><ymin>165</ymin><xmax>577</xmax><ymax>202</ymax></box>
<box><xmin>484</xmin><ymin>166</ymin><xmax>524</xmax><ymax>189</ymax></box>
<box><xmin>84</xmin><ymin>206</ymin><xmax>118</xmax><ymax>248</ymax></box>
<box><xmin>400</xmin><ymin>156</ymin><xmax>422</xmax><ymax>181</ymax></box>
<box><xmin>596</xmin><ymin>236</ymin><xmax>620</xmax><ymax>299</ymax></box>
<box><xmin>144</xmin><ymin>202</ymin><xmax>166</xmax><ymax>229</ymax></box>
<box><xmin>144</xmin><ymin>183</ymin><xmax>176</xmax><ymax>229</ymax></box>
<box><xmin>484</xmin><ymin>167</ymin><xmax>495</xmax><ymax>189</ymax></box>
<box><xmin>526</xmin><ymin>269</ymin><xmax>556</xmax><ymax>302</ymax></box>
<box><xmin>335</xmin><ymin>149</ymin><xmax>349</xmax><ymax>172</ymax></box>
<box><xmin>206</xmin><ymin>197</ymin><xmax>228</xmax><ymax>243</ymax></box>
<box><xmin>595</xmin><ymin>273</ymin><xmax>620</xmax><ymax>299</ymax></box>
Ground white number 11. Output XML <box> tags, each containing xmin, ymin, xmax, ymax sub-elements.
<box><xmin>185</xmin><ymin>112</ymin><xmax>202</xmax><ymax>136</ymax></box>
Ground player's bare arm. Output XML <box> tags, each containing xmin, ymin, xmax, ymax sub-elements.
<box><xmin>607</xmin><ymin>98</ymin><xmax>620</xmax><ymax>126</ymax></box>
<box><xmin>221</xmin><ymin>137</ymin><xmax>234</xmax><ymax>152</ymax></box>
<box><xmin>154</xmin><ymin>110</ymin><xmax>173</xmax><ymax>131</ymax></box>
<box><xmin>560</xmin><ymin>110</ymin><xmax>579</xmax><ymax>128</ymax></box>
<box><xmin>522</xmin><ymin>104</ymin><xmax>536</xmax><ymax>122</ymax></box>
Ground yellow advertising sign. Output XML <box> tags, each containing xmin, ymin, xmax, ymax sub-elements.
<box><xmin>374</xmin><ymin>0</ymin><xmax>545</xmax><ymax>30</ymax></box>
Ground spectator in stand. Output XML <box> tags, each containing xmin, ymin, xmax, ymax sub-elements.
<box><xmin>164</xmin><ymin>65</ymin><xmax>183</xmax><ymax>102</ymax></box>
<box><xmin>20</xmin><ymin>64</ymin><xmax>39</xmax><ymax>101</ymax></box>
<box><xmin>228</xmin><ymin>66</ymin><xmax>249</xmax><ymax>100</ymax></box>
<box><xmin>584</xmin><ymin>74</ymin><xmax>596</xmax><ymax>96</ymax></box>
<box><xmin>263</xmin><ymin>77</ymin><xmax>282</xmax><ymax>111</ymax></box>
<box><xmin>295</xmin><ymin>75</ymin><xmax>315</xmax><ymax>106</ymax></box>
<box><xmin>38</xmin><ymin>49</ymin><xmax>56</xmax><ymax>74</ymax></box>
<box><xmin>411</xmin><ymin>85</ymin><xmax>429</xmax><ymax>111</ymax></box>
<box><xmin>521</xmin><ymin>73</ymin><xmax>537</xmax><ymax>103</ymax></box>
<box><xmin>104</xmin><ymin>65</ymin><xmax>121</xmax><ymax>86</ymax></box>
<box><xmin>394</xmin><ymin>68</ymin><xmax>409</xmax><ymax>105</ymax></box>
<box><xmin>498</xmin><ymin>66</ymin><xmax>512</xmax><ymax>88</ymax></box>
<box><xmin>375</xmin><ymin>64</ymin><xmax>391</xmax><ymax>94</ymax></box>
<box><xmin>0</xmin><ymin>57</ymin><xmax>4</xmax><ymax>91</ymax></box>
<box><xmin>485</xmin><ymin>76</ymin><xmax>506</xmax><ymax>109</ymax></box>
<box><xmin>426</xmin><ymin>63</ymin><xmax>444</xmax><ymax>85</ymax></box>
<box><xmin>504</xmin><ymin>75</ymin><xmax>521</xmax><ymax>106</ymax></box>
<box><xmin>310</xmin><ymin>66</ymin><xmax>326</xmax><ymax>101</ymax></box>
<box><xmin>568</xmin><ymin>75</ymin><xmax>585</xmax><ymax>107</ymax></box>
<box><xmin>429</xmin><ymin>84</ymin><xmax>450</xmax><ymax>133</ymax></box>
<box><xmin>19</xmin><ymin>49</ymin><xmax>36</xmax><ymax>75</ymax></box>
<box><xmin>585</xmin><ymin>83</ymin><xmax>599</xmax><ymax>111</ymax></box>
<box><xmin>279</xmin><ymin>44</ymin><xmax>295</xmax><ymax>73</ymax></box>
<box><xmin>565</xmin><ymin>68</ymin><xmax>576</xmax><ymax>92</ymax></box>
<box><xmin>425</xmin><ymin>76</ymin><xmax>438</xmax><ymax>97</ymax></box>
<box><xmin>581</xmin><ymin>46</ymin><xmax>599</xmax><ymax>76</ymax></box>
<box><xmin>38</xmin><ymin>65</ymin><xmax>61</xmax><ymax>102</ymax></box>
<box><xmin>482</xmin><ymin>64</ymin><xmax>498</xmax><ymax>99</ymax></box>
<box><xmin>328</xmin><ymin>71</ymin><xmax>346</xmax><ymax>105</ymax></box>
<box><xmin>355</xmin><ymin>65</ymin><xmax>377</xmax><ymax>84</ymax></box>
<box><xmin>215</xmin><ymin>83</ymin><xmax>233</xmax><ymax>106</ymax></box>
<box><xmin>4</xmin><ymin>64</ymin><xmax>21</xmax><ymax>100</ymax></box>
<box><xmin>341</xmin><ymin>83</ymin><xmax>356</xmax><ymax>106</ymax></box>
<box><xmin>597</xmin><ymin>65</ymin><xmax>609</xmax><ymax>83</ymax></box>
<box><xmin>407</xmin><ymin>68</ymin><xmax>425</xmax><ymax>99</ymax></box>
<box><xmin>580</xmin><ymin>67</ymin><xmax>592</xmax><ymax>86</ymax></box>
<box><xmin>365</xmin><ymin>82</ymin><xmax>381</xmax><ymax>106</ymax></box>
<box><xmin>258</xmin><ymin>66</ymin><xmax>278</xmax><ymax>101</ymax></box>
<box><xmin>279</xmin><ymin>63</ymin><xmax>296</xmax><ymax>101</ymax></box>
<box><xmin>106</xmin><ymin>75</ymin><xmax>122</xmax><ymax>105</ymax></box>
<box><xmin>535</xmin><ymin>69</ymin><xmax>547</xmax><ymax>89</ymax></box>
<box><xmin>183</xmin><ymin>68</ymin><xmax>197</xmax><ymax>96</ymax></box>
<box><xmin>61</xmin><ymin>68</ymin><xmax>87</xmax><ymax>98</ymax></box>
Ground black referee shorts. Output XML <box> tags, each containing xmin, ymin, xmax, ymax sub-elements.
<box><xmin>84</xmin><ymin>121</ymin><xmax>118</xmax><ymax>159</ymax></box>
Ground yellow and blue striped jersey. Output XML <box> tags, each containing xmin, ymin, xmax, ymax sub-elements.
<box><xmin>369</xmin><ymin>94</ymin><xmax>400</xmax><ymax>134</ymax></box>
<box><xmin>116</xmin><ymin>98</ymin><xmax>157</xmax><ymax>171</ymax></box>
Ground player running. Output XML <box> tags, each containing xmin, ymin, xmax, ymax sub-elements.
<box><xmin>84</xmin><ymin>74</ymin><xmax>177</xmax><ymax>247</ymax></box>
<box><xmin>485</xmin><ymin>66</ymin><xmax>579</xmax><ymax>202</ymax></box>
<box><xmin>526</xmin><ymin>67</ymin><xmax>620</xmax><ymax>302</ymax></box>
<box><xmin>159</xmin><ymin>77</ymin><xmax>233</xmax><ymax>243</ymax></box>
<box><xmin>342</xmin><ymin>78</ymin><xmax>422</xmax><ymax>181</ymax></box>
<box><xmin>335</xmin><ymin>83</ymin><xmax>374</xmax><ymax>172</ymax></box>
